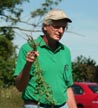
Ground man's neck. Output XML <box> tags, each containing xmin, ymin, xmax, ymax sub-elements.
<box><xmin>43</xmin><ymin>35</ymin><xmax>58</xmax><ymax>51</ymax></box>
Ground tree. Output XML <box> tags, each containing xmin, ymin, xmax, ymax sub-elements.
<box><xmin>0</xmin><ymin>35</ymin><xmax>16</xmax><ymax>87</ymax></box>
<box><xmin>0</xmin><ymin>0</ymin><xmax>29</xmax><ymax>87</ymax></box>
<box><xmin>0</xmin><ymin>0</ymin><xmax>29</xmax><ymax>38</ymax></box>
<box><xmin>72</xmin><ymin>55</ymin><xmax>98</xmax><ymax>82</ymax></box>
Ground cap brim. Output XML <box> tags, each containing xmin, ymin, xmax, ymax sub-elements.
<box><xmin>51</xmin><ymin>18</ymin><xmax>72</xmax><ymax>23</ymax></box>
<box><xmin>64</xmin><ymin>18</ymin><xmax>72</xmax><ymax>23</ymax></box>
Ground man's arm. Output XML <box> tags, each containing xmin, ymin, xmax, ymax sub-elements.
<box><xmin>15</xmin><ymin>62</ymin><xmax>32</xmax><ymax>92</ymax></box>
<box><xmin>15</xmin><ymin>51</ymin><xmax>39</xmax><ymax>92</ymax></box>
<box><xmin>67</xmin><ymin>87</ymin><xmax>77</xmax><ymax>108</ymax></box>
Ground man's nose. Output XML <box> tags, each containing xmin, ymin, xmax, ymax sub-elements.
<box><xmin>58</xmin><ymin>27</ymin><xmax>64</xmax><ymax>33</ymax></box>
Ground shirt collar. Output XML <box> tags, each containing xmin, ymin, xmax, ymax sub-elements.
<box><xmin>35</xmin><ymin>35</ymin><xmax>64</xmax><ymax>50</ymax></box>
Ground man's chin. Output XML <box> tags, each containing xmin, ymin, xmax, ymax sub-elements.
<box><xmin>56</xmin><ymin>37</ymin><xmax>61</xmax><ymax>41</ymax></box>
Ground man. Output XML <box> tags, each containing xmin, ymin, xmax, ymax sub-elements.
<box><xmin>14</xmin><ymin>9</ymin><xmax>77</xmax><ymax>108</ymax></box>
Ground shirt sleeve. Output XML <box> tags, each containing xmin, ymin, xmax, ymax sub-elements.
<box><xmin>14</xmin><ymin>43</ymin><xmax>32</xmax><ymax>76</ymax></box>
<box><xmin>63</xmin><ymin>47</ymin><xmax>73</xmax><ymax>87</ymax></box>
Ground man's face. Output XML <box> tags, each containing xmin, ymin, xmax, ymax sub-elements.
<box><xmin>43</xmin><ymin>20</ymin><xmax>68</xmax><ymax>41</ymax></box>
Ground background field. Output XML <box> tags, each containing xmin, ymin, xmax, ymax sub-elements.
<box><xmin>0</xmin><ymin>86</ymin><xmax>23</xmax><ymax>108</ymax></box>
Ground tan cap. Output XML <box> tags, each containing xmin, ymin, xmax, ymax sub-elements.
<box><xmin>43</xmin><ymin>9</ymin><xmax>72</xmax><ymax>24</ymax></box>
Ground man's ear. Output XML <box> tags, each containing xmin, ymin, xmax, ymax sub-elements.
<box><xmin>43</xmin><ymin>24</ymin><xmax>47</xmax><ymax>31</ymax></box>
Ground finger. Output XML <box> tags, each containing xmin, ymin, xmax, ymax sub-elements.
<box><xmin>27</xmin><ymin>51</ymin><xmax>35</xmax><ymax>57</ymax></box>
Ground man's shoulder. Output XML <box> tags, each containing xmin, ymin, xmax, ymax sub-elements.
<box><xmin>60</xmin><ymin>43</ymin><xmax>70</xmax><ymax>52</ymax></box>
<box><xmin>64</xmin><ymin>45</ymin><xmax>70</xmax><ymax>51</ymax></box>
<box><xmin>21</xmin><ymin>42</ymin><xmax>30</xmax><ymax>48</ymax></box>
<box><xmin>20</xmin><ymin>35</ymin><xmax>41</xmax><ymax>50</ymax></box>
<box><xmin>19</xmin><ymin>42</ymin><xmax>32</xmax><ymax>53</ymax></box>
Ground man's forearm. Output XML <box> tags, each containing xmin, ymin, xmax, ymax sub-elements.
<box><xmin>67</xmin><ymin>87</ymin><xmax>77</xmax><ymax>108</ymax></box>
<box><xmin>15</xmin><ymin>62</ymin><xmax>32</xmax><ymax>91</ymax></box>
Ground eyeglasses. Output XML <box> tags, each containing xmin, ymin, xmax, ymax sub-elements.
<box><xmin>52</xmin><ymin>24</ymin><xmax>66</xmax><ymax>29</ymax></box>
<box><xmin>49</xmin><ymin>24</ymin><xmax>67</xmax><ymax>31</ymax></box>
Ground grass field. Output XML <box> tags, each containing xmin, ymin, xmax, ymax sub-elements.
<box><xmin>0</xmin><ymin>86</ymin><xmax>23</xmax><ymax>108</ymax></box>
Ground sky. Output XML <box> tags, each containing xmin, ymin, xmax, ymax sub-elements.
<box><xmin>13</xmin><ymin>0</ymin><xmax>98</xmax><ymax>64</ymax></box>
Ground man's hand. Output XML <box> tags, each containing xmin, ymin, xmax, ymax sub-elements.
<box><xmin>26</xmin><ymin>51</ymin><xmax>39</xmax><ymax>63</ymax></box>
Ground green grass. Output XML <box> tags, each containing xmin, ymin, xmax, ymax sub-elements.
<box><xmin>0</xmin><ymin>86</ymin><xmax>23</xmax><ymax>108</ymax></box>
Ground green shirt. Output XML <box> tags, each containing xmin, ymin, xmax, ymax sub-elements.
<box><xmin>14</xmin><ymin>35</ymin><xmax>73</xmax><ymax>106</ymax></box>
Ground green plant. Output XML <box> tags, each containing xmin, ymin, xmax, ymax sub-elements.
<box><xmin>28</xmin><ymin>36</ymin><xmax>56</xmax><ymax>107</ymax></box>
